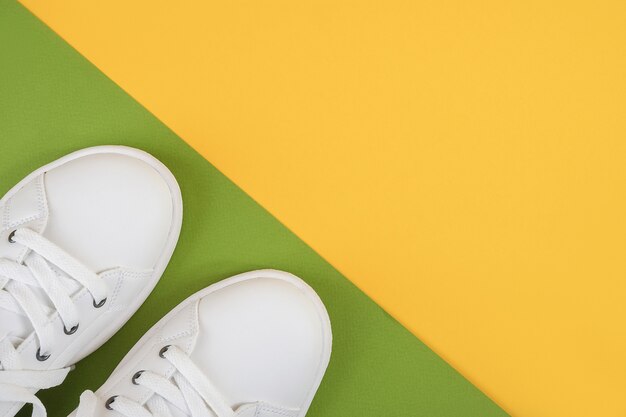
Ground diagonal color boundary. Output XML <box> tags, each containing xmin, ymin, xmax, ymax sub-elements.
<box><xmin>1</xmin><ymin>2</ymin><xmax>507</xmax><ymax>416</ymax></box>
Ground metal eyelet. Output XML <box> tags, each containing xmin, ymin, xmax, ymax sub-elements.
<box><xmin>105</xmin><ymin>396</ymin><xmax>118</xmax><ymax>411</ymax></box>
<box><xmin>131</xmin><ymin>370</ymin><xmax>145</xmax><ymax>385</ymax></box>
<box><xmin>36</xmin><ymin>348</ymin><xmax>51</xmax><ymax>362</ymax></box>
<box><xmin>93</xmin><ymin>297</ymin><xmax>107</xmax><ymax>308</ymax></box>
<box><xmin>159</xmin><ymin>345</ymin><xmax>171</xmax><ymax>358</ymax></box>
<box><xmin>7</xmin><ymin>230</ymin><xmax>17</xmax><ymax>244</ymax></box>
<box><xmin>64</xmin><ymin>323</ymin><xmax>79</xmax><ymax>335</ymax></box>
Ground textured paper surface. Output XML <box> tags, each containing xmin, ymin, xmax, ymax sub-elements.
<box><xmin>0</xmin><ymin>3</ymin><xmax>507</xmax><ymax>417</ymax></box>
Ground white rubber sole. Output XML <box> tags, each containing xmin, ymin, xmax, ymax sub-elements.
<box><xmin>95</xmin><ymin>269</ymin><xmax>332</xmax><ymax>417</ymax></box>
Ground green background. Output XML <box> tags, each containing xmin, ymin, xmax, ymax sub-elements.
<box><xmin>0</xmin><ymin>2</ymin><xmax>507</xmax><ymax>416</ymax></box>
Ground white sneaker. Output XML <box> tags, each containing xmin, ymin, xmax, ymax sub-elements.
<box><xmin>72</xmin><ymin>270</ymin><xmax>332</xmax><ymax>417</ymax></box>
<box><xmin>0</xmin><ymin>146</ymin><xmax>183</xmax><ymax>417</ymax></box>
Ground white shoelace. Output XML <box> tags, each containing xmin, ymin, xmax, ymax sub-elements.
<box><xmin>0</xmin><ymin>227</ymin><xmax>109</xmax><ymax>417</ymax></box>
<box><xmin>76</xmin><ymin>345</ymin><xmax>236</xmax><ymax>417</ymax></box>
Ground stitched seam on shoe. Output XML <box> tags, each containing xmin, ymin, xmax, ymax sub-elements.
<box><xmin>4</xmin><ymin>175</ymin><xmax>47</xmax><ymax>230</ymax></box>
<box><xmin>3</xmin><ymin>196</ymin><xmax>11</xmax><ymax>230</ymax></box>
<box><xmin>108</xmin><ymin>271</ymin><xmax>125</xmax><ymax>309</ymax></box>
<box><xmin>36</xmin><ymin>174</ymin><xmax>46</xmax><ymax>221</ymax></box>
<box><xmin>258</xmin><ymin>406</ymin><xmax>297</xmax><ymax>417</ymax></box>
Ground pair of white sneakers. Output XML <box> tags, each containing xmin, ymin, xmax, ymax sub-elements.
<box><xmin>0</xmin><ymin>147</ymin><xmax>332</xmax><ymax>417</ymax></box>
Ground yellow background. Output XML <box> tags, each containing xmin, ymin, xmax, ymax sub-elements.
<box><xmin>19</xmin><ymin>1</ymin><xmax>626</xmax><ymax>415</ymax></box>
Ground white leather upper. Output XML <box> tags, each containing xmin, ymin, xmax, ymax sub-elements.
<box><xmin>43</xmin><ymin>153</ymin><xmax>174</xmax><ymax>272</ymax></box>
<box><xmin>0</xmin><ymin>174</ymin><xmax>48</xmax><ymax>264</ymax></box>
<box><xmin>0</xmin><ymin>146</ymin><xmax>183</xmax><ymax>417</ymax></box>
<box><xmin>72</xmin><ymin>270</ymin><xmax>332</xmax><ymax>417</ymax></box>
<box><xmin>192</xmin><ymin>278</ymin><xmax>326</xmax><ymax>409</ymax></box>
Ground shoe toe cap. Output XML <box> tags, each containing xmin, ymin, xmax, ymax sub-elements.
<box><xmin>192</xmin><ymin>271</ymin><xmax>331</xmax><ymax>409</ymax></box>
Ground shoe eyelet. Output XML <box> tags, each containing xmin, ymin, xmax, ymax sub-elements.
<box><xmin>8</xmin><ymin>230</ymin><xmax>17</xmax><ymax>244</ymax></box>
<box><xmin>93</xmin><ymin>297</ymin><xmax>107</xmax><ymax>308</ymax></box>
<box><xmin>131</xmin><ymin>370</ymin><xmax>145</xmax><ymax>385</ymax></box>
<box><xmin>36</xmin><ymin>348</ymin><xmax>51</xmax><ymax>362</ymax></box>
<box><xmin>159</xmin><ymin>345</ymin><xmax>171</xmax><ymax>358</ymax></box>
<box><xmin>64</xmin><ymin>323</ymin><xmax>79</xmax><ymax>335</ymax></box>
<box><xmin>105</xmin><ymin>396</ymin><xmax>118</xmax><ymax>411</ymax></box>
